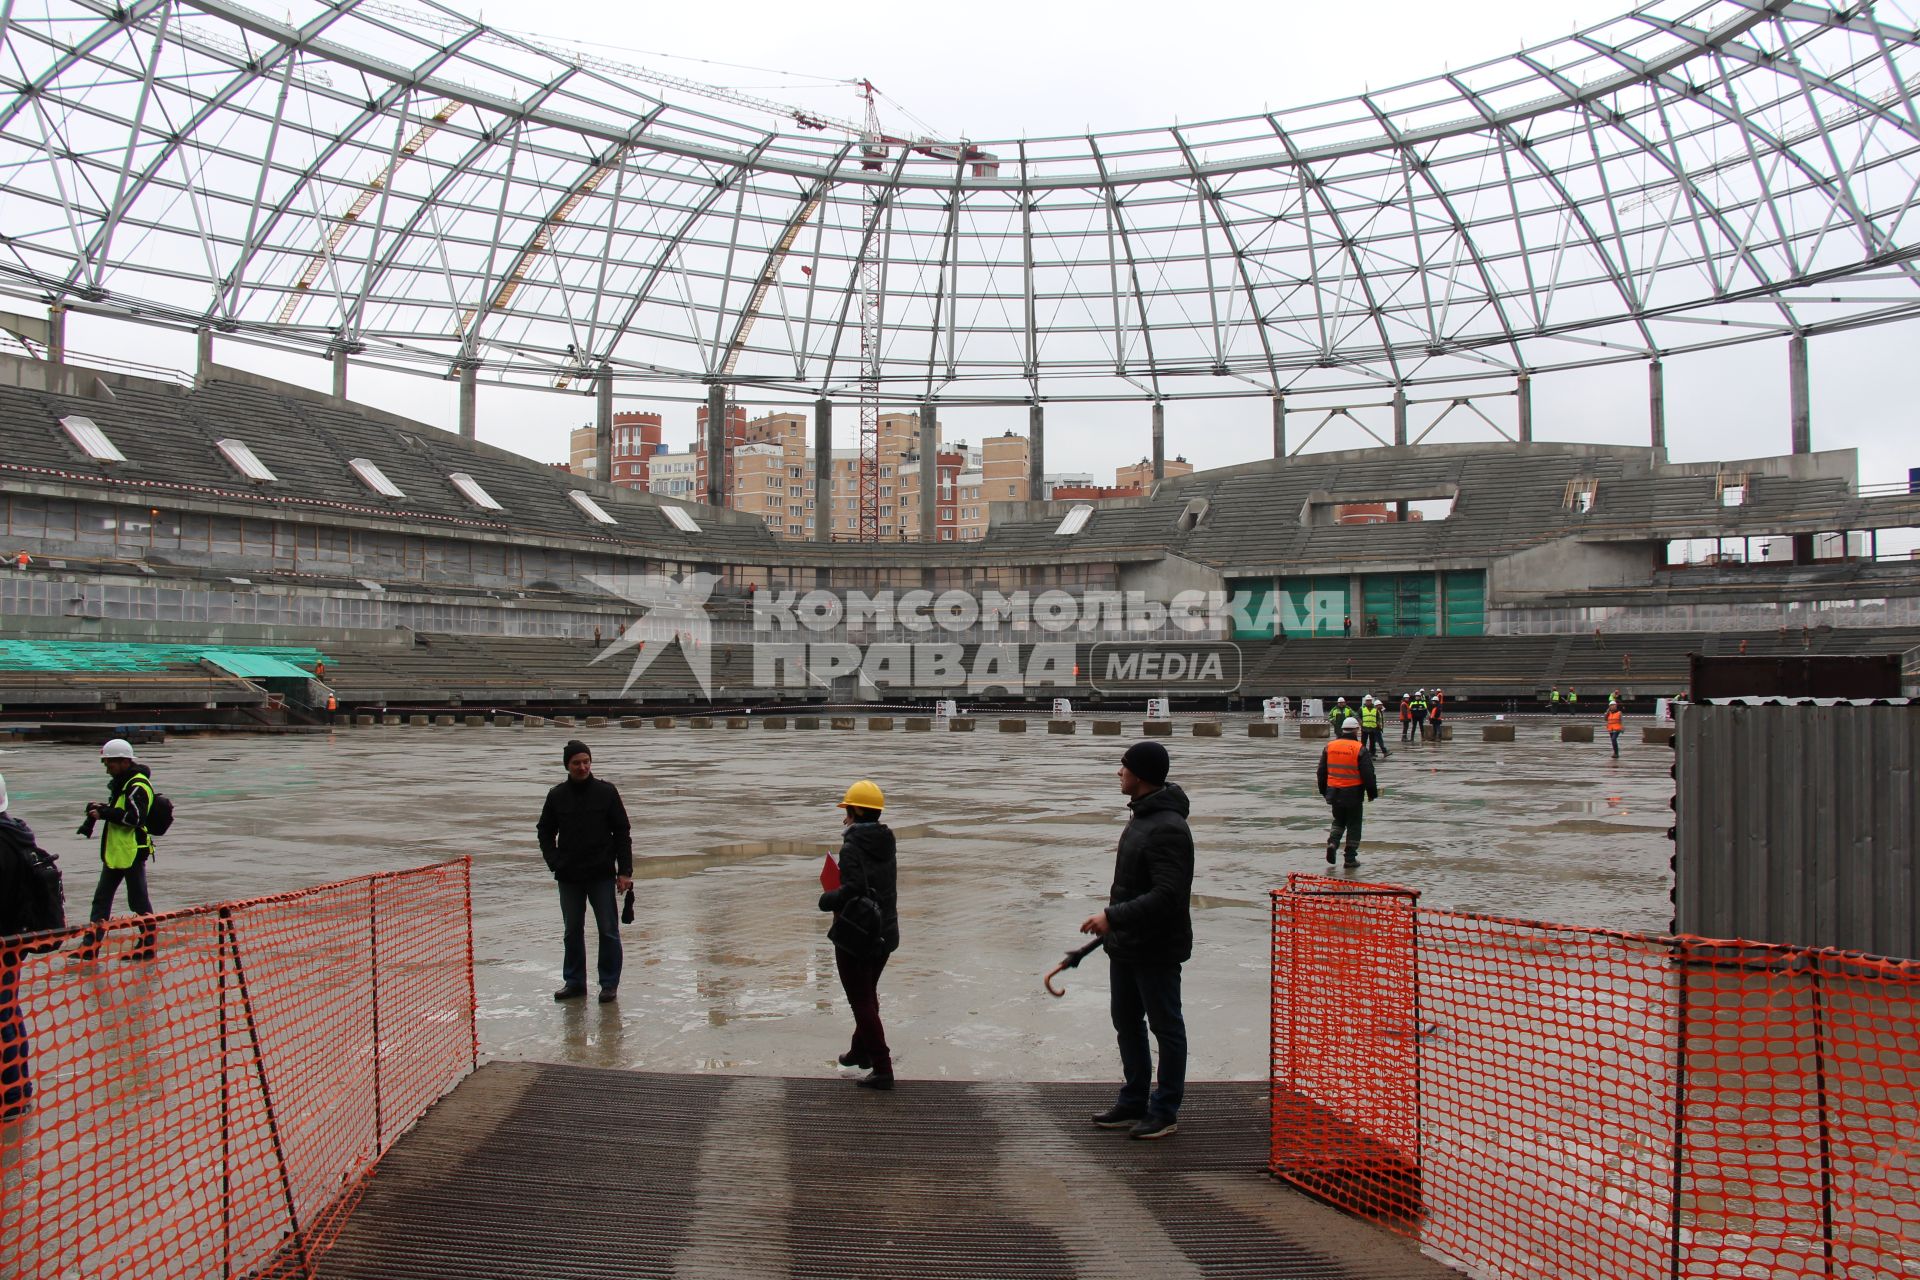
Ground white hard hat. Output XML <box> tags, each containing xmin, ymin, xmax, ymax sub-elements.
<box><xmin>101</xmin><ymin>738</ymin><xmax>136</xmax><ymax>760</ymax></box>
<box><xmin>1341</xmin><ymin>717</ymin><xmax>1360</xmax><ymax>731</ymax></box>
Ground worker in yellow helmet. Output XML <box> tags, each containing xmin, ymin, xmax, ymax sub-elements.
<box><xmin>819</xmin><ymin>779</ymin><xmax>899</xmax><ymax>1090</ymax></box>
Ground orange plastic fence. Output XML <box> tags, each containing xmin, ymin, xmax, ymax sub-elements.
<box><xmin>1</xmin><ymin>858</ymin><xmax>477</xmax><ymax>1279</ymax></box>
<box><xmin>1272</xmin><ymin>873</ymin><xmax>1920</xmax><ymax>1280</ymax></box>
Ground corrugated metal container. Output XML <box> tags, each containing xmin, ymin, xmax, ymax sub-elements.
<box><xmin>1675</xmin><ymin>704</ymin><xmax>1919</xmax><ymax>957</ymax></box>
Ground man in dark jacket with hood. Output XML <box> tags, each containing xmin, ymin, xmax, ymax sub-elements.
<box><xmin>0</xmin><ymin>771</ymin><xmax>48</xmax><ymax>1119</ymax></box>
<box><xmin>1081</xmin><ymin>740</ymin><xmax>1193</xmax><ymax>1140</ymax></box>
<box><xmin>537</xmin><ymin>740</ymin><xmax>632</xmax><ymax>1004</ymax></box>
<box><xmin>817</xmin><ymin>778</ymin><xmax>899</xmax><ymax>1090</ymax></box>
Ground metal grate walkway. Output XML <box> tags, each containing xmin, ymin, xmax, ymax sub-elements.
<box><xmin>316</xmin><ymin>1062</ymin><xmax>1457</xmax><ymax>1280</ymax></box>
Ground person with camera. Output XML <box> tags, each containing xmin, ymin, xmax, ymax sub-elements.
<box><xmin>537</xmin><ymin>740</ymin><xmax>632</xmax><ymax>1005</ymax></box>
<box><xmin>71</xmin><ymin>738</ymin><xmax>158</xmax><ymax>962</ymax></box>
<box><xmin>817</xmin><ymin>780</ymin><xmax>899</xmax><ymax>1091</ymax></box>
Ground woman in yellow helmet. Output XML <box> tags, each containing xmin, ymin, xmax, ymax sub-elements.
<box><xmin>817</xmin><ymin>779</ymin><xmax>900</xmax><ymax>1090</ymax></box>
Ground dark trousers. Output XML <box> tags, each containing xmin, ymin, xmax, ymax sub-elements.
<box><xmin>834</xmin><ymin>947</ymin><xmax>892</xmax><ymax>1074</ymax></box>
<box><xmin>1110</xmin><ymin>957</ymin><xmax>1185</xmax><ymax>1120</ymax></box>
<box><xmin>1428</xmin><ymin>717</ymin><xmax>1444</xmax><ymax>743</ymax></box>
<box><xmin>1610</xmin><ymin>729</ymin><xmax>1621</xmax><ymax>756</ymax></box>
<box><xmin>1328</xmin><ymin>801</ymin><xmax>1364</xmax><ymax>855</ymax></box>
<box><xmin>558</xmin><ymin>877</ymin><xmax>622</xmax><ymax>992</ymax></box>
<box><xmin>1400</xmin><ymin>718</ymin><xmax>1412</xmax><ymax>740</ymax></box>
<box><xmin>0</xmin><ymin>952</ymin><xmax>29</xmax><ymax>1118</ymax></box>
<box><xmin>1363</xmin><ymin>727</ymin><xmax>1389</xmax><ymax>756</ymax></box>
<box><xmin>81</xmin><ymin>857</ymin><xmax>156</xmax><ymax>955</ymax></box>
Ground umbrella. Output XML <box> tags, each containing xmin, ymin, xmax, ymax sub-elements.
<box><xmin>1043</xmin><ymin>938</ymin><xmax>1103</xmax><ymax>997</ymax></box>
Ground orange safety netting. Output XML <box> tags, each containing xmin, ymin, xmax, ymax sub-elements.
<box><xmin>1272</xmin><ymin>873</ymin><xmax>1920</xmax><ymax>1280</ymax></box>
<box><xmin>1</xmin><ymin>858</ymin><xmax>477</xmax><ymax>1279</ymax></box>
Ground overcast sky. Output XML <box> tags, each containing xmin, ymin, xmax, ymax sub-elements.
<box><xmin>83</xmin><ymin>0</ymin><xmax>1920</xmax><ymax>504</ymax></box>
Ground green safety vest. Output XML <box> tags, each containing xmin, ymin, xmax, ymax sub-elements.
<box><xmin>1568</xmin><ymin>692</ymin><xmax>1579</xmax><ymax>705</ymax></box>
<box><xmin>1550</xmin><ymin>690</ymin><xmax>1561</xmax><ymax>702</ymax></box>
<box><xmin>1360</xmin><ymin>705</ymin><xmax>1381</xmax><ymax>730</ymax></box>
<box><xmin>1411</xmin><ymin>699</ymin><xmax>1428</xmax><ymax>714</ymax></box>
<box><xmin>103</xmin><ymin>774</ymin><xmax>155</xmax><ymax>870</ymax></box>
<box><xmin>1329</xmin><ymin>704</ymin><xmax>1349</xmax><ymax>724</ymax></box>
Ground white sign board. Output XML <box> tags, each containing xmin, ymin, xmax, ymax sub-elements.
<box><xmin>1262</xmin><ymin>697</ymin><xmax>1289</xmax><ymax>722</ymax></box>
<box><xmin>1301</xmin><ymin>697</ymin><xmax>1324</xmax><ymax>721</ymax></box>
<box><xmin>1656</xmin><ymin>698</ymin><xmax>1672</xmax><ymax>723</ymax></box>
<box><xmin>1146</xmin><ymin>697</ymin><xmax>1171</xmax><ymax>721</ymax></box>
<box><xmin>934</xmin><ymin>699</ymin><xmax>958</xmax><ymax>719</ymax></box>
<box><xmin>1052</xmin><ymin>698</ymin><xmax>1073</xmax><ymax>718</ymax></box>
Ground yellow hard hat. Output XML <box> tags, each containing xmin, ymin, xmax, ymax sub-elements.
<box><xmin>837</xmin><ymin>779</ymin><xmax>885</xmax><ymax>811</ymax></box>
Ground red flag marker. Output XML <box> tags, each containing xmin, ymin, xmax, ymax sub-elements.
<box><xmin>819</xmin><ymin>852</ymin><xmax>841</xmax><ymax>892</ymax></box>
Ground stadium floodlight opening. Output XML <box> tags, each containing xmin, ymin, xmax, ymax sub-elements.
<box><xmin>348</xmin><ymin>458</ymin><xmax>405</xmax><ymax>498</ymax></box>
<box><xmin>447</xmin><ymin>472</ymin><xmax>502</xmax><ymax>510</ymax></box>
<box><xmin>59</xmin><ymin>416</ymin><xmax>126</xmax><ymax>463</ymax></box>
<box><xmin>215</xmin><ymin>439</ymin><xmax>277</xmax><ymax>483</ymax></box>
<box><xmin>661</xmin><ymin>505</ymin><xmax>703</xmax><ymax>533</ymax></box>
<box><xmin>568</xmin><ymin>490</ymin><xmax>618</xmax><ymax>525</ymax></box>
<box><xmin>1054</xmin><ymin>504</ymin><xmax>1095</xmax><ymax>536</ymax></box>
<box><xmin>2</xmin><ymin>0</ymin><xmax>1918</xmax><ymax>411</ymax></box>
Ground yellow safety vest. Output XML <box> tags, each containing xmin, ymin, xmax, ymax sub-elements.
<box><xmin>1360</xmin><ymin>705</ymin><xmax>1381</xmax><ymax>730</ymax></box>
<box><xmin>103</xmin><ymin>774</ymin><xmax>155</xmax><ymax>870</ymax></box>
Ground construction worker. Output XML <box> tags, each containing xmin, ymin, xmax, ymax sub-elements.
<box><xmin>1428</xmin><ymin>689</ymin><xmax>1446</xmax><ymax>744</ymax></box>
<box><xmin>1548</xmin><ymin>687</ymin><xmax>1562</xmax><ymax>714</ymax></box>
<box><xmin>1399</xmin><ymin>693</ymin><xmax>1414</xmax><ymax>742</ymax></box>
<box><xmin>1327</xmin><ymin>695</ymin><xmax>1351</xmax><ymax>728</ymax></box>
<box><xmin>1567</xmin><ymin>688</ymin><xmax>1580</xmax><ymax>714</ymax></box>
<box><xmin>1606</xmin><ymin>700</ymin><xmax>1624</xmax><ymax>757</ymax></box>
<box><xmin>1409</xmin><ymin>690</ymin><xmax>1430</xmax><ymax>741</ymax></box>
<box><xmin>1316</xmin><ymin>718</ymin><xmax>1379</xmax><ymax>867</ymax></box>
<box><xmin>1359</xmin><ymin>696</ymin><xmax>1389</xmax><ymax>758</ymax></box>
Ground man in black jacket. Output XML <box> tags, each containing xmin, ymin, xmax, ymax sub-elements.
<box><xmin>537</xmin><ymin>740</ymin><xmax>633</xmax><ymax>1004</ymax></box>
<box><xmin>0</xmin><ymin>772</ymin><xmax>44</xmax><ymax>1119</ymax></box>
<box><xmin>817</xmin><ymin>779</ymin><xmax>900</xmax><ymax>1090</ymax></box>
<box><xmin>1081</xmin><ymin>740</ymin><xmax>1194</xmax><ymax>1141</ymax></box>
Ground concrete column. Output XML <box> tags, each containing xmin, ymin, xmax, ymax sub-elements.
<box><xmin>1027</xmin><ymin>402</ymin><xmax>1044</xmax><ymax>496</ymax></box>
<box><xmin>331</xmin><ymin>348</ymin><xmax>349</xmax><ymax>399</ymax></box>
<box><xmin>919</xmin><ymin>400</ymin><xmax>938</xmax><ymax>543</ymax></box>
<box><xmin>1272</xmin><ymin>392</ymin><xmax>1286</xmax><ymax>458</ymax></box>
<box><xmin>706</xmin><ymin>383</ymin><xmax>727</xmax><ymax>507</ymax></box>
<box><xmin>1517</xmin><ymin>372</ymin><xmax>1532</xmax><ymax>444</ymax></box>
<box><xmin>458</xmin><ymin>362</ymin><xmax>477</xmax><ymax>440</ymax></box>
<box><xmin>1649</xmin><ymin>359</ymin><xmax>1666</xmax><ymax>452</ymax></box>
<box><xmin>1151</xmin><ymin>401</ymin><xmax>1165</xmax><ymax>482</ymax></box>
<box><xmin>47</xmin><ymin>305</ymin><xmax>66</xmax><ymax>365</ymax></box>
<box><xmin>595</xmin><ymin>372</ymin><xmax>614</xmax><ymax>482</ymax></box>
<box><xmin>1392</xmin><ymin>387</ymin><xmax>1408</xmax><ymax>447</ymax></box>
<box><xmin>1789</xmin><ymin>333</ymin><xmax>1811</xmax><ymax>455</ymax></box>
<box><xmin>195</xmin><ymin>327</ymin><xmax>214</xmax><ymax>376</ymax></box>
<box><xmin>814</xmin><ymin>397</ymin><xmax>833</xmax><ymax>543</ymax></box>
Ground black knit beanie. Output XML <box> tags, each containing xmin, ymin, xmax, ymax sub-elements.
<box><xmin>1121</xmin><ymin>740</ymin><xmax>1170</xmax><ymax>785</ymax></box>
<box><xmin>563</xmin><ymin>739</ymin><xmax>591</xmax><ymax>766</ymax></box>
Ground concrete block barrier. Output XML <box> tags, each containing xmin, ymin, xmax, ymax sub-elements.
<box><xmin>434</xmin><ymin>715</ymin><xmax>455</xmax><ymax>726</ymax></box>
<box><xmin>620</xmin><ymin>717</ymin><xmax>644</xmax><ymax>729</ymax></box>
<box><xmin>554</xmin><ymin>716</ymin><xmax>575</xmax><ymax>727</ymax></box>
<box><xmin>795</xmin><ymin>716</ymin><xmax>821</xmax><ymax>730</ymax></box>
<box><xmin>465</xmin><ymin>715</ymin><xmax>485</xmax><ymax>728</ymax></box>
<box><xmin>1561</xmin><ymin>724</ymin><xmax>1595</xmax><ymax>743</ymax></box>
<box><xmin>830</xmin><ymin>716</ymin><xmax>856</xmax><ymax>730</ymax></box>
<box><xmin>904</xmin><ymin>718</ymin><xmax>933</xmax><ymax>731</ymax></box>
<box><xmin>688</xmin><ymin>716</ymin><xmax>713</xmax><ymax>729</ymax></box>
<box><xmin>1047</xmin><ymin>720</ymin><xmax>1076</xmax><ymax>735</ymax></box>
<box><xmin>354</xmin><ymin>714</ymin><xmax>375</xmax><ymax>727</ymax></box>
<box><xmin>726</xmin><ymin>717</ymin><xmax>750</xmax><ymax>729</ymax></box>
<box><xmin>999</xmin><ymin>719</ymin><xmax>1028</xmax><ymax>733</ymax></box>
<box><xmin>1191</xmin><ymin>721</ymin><xmax>1222</xmax><ymax>738</ymax></box>
<box><xmin>652</xmin><ymin>716</ymin><xmax>675</xmax><ymax>729</ymax></box>
<box><xmin>1482</xmin><ymin>724</ymin><xmax>1516</xmax><ymax>743</ymax></box>
<box><xmin>409</xmin><ymin>715</ymin><xmax>430</xmax><ymax>727</ymax></box>
<box><xmin>867</xmin><ymin>717</ymin><xmax>894</xmax><ymax>731</ymax></box>
<box><xmin>763</xmin><ymin>717</ymin><xmax>789</xmax><ymax>729</ymax></box>
<box><xmin>1642</xmin><ymin>726</ymin><xmax>1676</xmax><ymax>745</ymax></box>
<box><xmin>949</xmin><ymin>718</ymin><xmax>976</xmax><ymax>732</ymax></box>
<box><xmin>523</xmin><ymin>715</ymin><xmax>545</xmax><ymax>729</ymax></box>
<box><xmin>1248</xmin><ymin>722</ymin><xmax>1279</xmax><ymax>738</ymax></box>
<box><xmin>1143</xmin><ymin>721</ymin><xmax>1173</xmax><ymax>737</ymax></box>
<box><xmin>382</xmin><ymin>714</ymin><xmax>403</xmax><ymax>725</ymax></box>
<box><xmin>1300</xmin><ymin>723</ymin><xmax>1330</xmax><ymax>739</ymax></box>
<box><xmin>585</xmin><ymin>716</ymin><xmax>607</xmax><ymax>728</ymax></box>
<box><xmin>1092</xmin><ymin>721</ymin><xmax>1123</xmax><ymax>736</ymax></box>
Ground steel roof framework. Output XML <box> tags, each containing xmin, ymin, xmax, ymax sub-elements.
<box><xmin>1</xmin><ymin>0</ymin><xmax>1918</xmax><ymax>407</ymax></box>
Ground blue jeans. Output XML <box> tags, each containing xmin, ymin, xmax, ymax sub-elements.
<box><xmin>558</xmin><ymin>877</ymin><xmax>621</xmax><ymax>992</ymax></box>
<box><xmin>0</xmin><ymin>951</ymin><xmax>29</xmax><ymax>1118</ymax></box>
<box><xmin>1109</xmin><ymin>957</ymin><xmax>1185</xmax><ymax>1120</ymax></box>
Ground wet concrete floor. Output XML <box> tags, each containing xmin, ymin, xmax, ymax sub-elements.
<box><xmin>0</xmin><ymin>717</ymin><xmax>1675</xmax><ymax>1085</ymax></box>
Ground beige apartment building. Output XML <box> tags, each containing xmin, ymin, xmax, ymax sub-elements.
<box><xmin>1115</xmin><ymin>455</ymin><xmax>1193</xmax><ymax>490</ymax></box>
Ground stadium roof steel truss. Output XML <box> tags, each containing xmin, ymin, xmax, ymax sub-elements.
<box><xmin>2</xmin><ymin>0</ymin><xmax>1918</xmax><ymax>406</ymax></box>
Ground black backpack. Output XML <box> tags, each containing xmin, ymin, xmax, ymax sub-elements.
<box><xmin>144</xmin><ymin>791</ymin><xmax>175</xmax><ymax>838</ymax></box>
<box><xmin>2</xmin><ymin>827</ymin><xmax>65</xmax><ymax>951</ymax></box>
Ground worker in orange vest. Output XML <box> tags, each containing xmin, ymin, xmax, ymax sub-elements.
<box><xmin>1316</xmin><ymin>718</ymin><xmax>1379</xmax><ymax>867</ymax></box>
<box><xmin>1399</xmin><ymin>693</ymin><xmax>1413</xmax><ymax>742</ymax></box>
<box><xmin>1606</xmin><ymin>700</ymin><xmax>1624</xmax><ymax>757</ymax></box>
